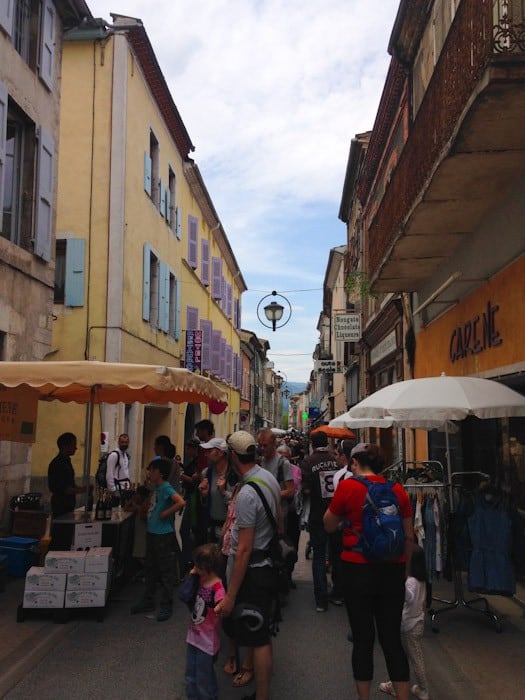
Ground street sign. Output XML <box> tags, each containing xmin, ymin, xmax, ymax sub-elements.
<box><xmin>314</xmin><ymin>360</ymin><xmax>343</xmax><ymax>373</ymax></box>
<box><xmin>334</xmin><ymin>313</ymin><xmax>361</xmax><ymax>341</ymax></box>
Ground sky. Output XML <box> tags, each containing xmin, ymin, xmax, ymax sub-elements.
<box><xmin>86</xmin><ymin>0</ymin><xmax>401</xmax><ymax>382</ymax></box>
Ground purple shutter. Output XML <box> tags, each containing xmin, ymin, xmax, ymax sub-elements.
<box><xmin>212</xmin><ymin>257</ymin><xmax>222</xmax><ymax>299</ymax></box>
<box><xmin>201</xmin><ymin>239</ymin><xmax>210</xmax><ymax>286</ymax></box>
<box><xmin>220</xmin><ymin>277</ymin><xmax>227</xmax><ymax>312</ymax></box>
<box><xmin>237</xmin><ymin>299</ymin><xmax>242</xmax><ymax>329</ymax></box>
<box><xmin>200</xmin><ymin>320</ymin><xmax>212</xmax><ymax>370</ymax></box>
<box><xmin>226</xmin><ymin>345</ymin><xmax>232</xmax><ymax>384</ymax></box>
<box><xmin>211</xmin><ymin>330</ymin><xmax>221</xmax><ymax>375</ymax></box>
<box><xmin>186</xmin><ymin>306</ymin><xmax>199</xmax><ymax>331</ymax></box>
<box><xmin>188</xmin><ymin>216</ymin><xmax>198</xmax><ymax>268</ymax></box>
<box><xmin>226</xmin><ymin>284</ymin><xmax>232</xmax><ymax>319</ymax></box>
<box><xmin>219</xmin><ymin>337</ymin><xmax>226</xmax><ymax>379</ymax></box>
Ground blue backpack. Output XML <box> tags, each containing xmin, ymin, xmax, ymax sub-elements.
<box><xmin>352</xmin><ymin>476</ymin><xmax>405</xmax><ymax>561</ymax></box>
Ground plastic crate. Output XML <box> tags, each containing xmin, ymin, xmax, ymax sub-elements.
<box><xmin>0</xmin><ymin>537</ymin><xmax>39</xmax><ymax>577</ymax></box>
<box><xmin>0</xmin><ymin>554</ymin><xmax>7</xmax><ymax>592</ymax></box>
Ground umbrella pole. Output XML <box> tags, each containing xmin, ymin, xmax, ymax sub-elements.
<box><xmin>82</xmin><ymin>388</ymin><xmax>95</xmax><ymax>516</ymax></box>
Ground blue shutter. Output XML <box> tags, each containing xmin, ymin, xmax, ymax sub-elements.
<box><xmin>34</xmin><ymin>127</ymin><xmax>54</xmax><ymax>261</ymax></box>
<box><xmin>142</xmin><ymin>243</ymin><xmax>151</xmax><ymax>321</ymax></box>
<box><xmin>64</xmin><ymin>239</ymin><xmax>85</xmax><ymax>307</ymax></box>
<box><xmin>165</xmin><ymin>186</ymin><xmax>171</xmax><ymax>224</ymax></box>
<box><xmin>201</xmin><ymin>239</ymin><xmax>210</xmax><ymax>286</ymax></box>
<box><xmin>159</xmin><ymin>180</ymin><xmax>166</xmax><ymax>218</ymax></box>
<box><xmin>0</xmin><ymin>0</ymin><xmax>13</xmax><ymax>37</ymax></box>
<box><xmin>39</xmin><ymin>0</ymin><xmax>55</xmax><ymax>91</ymax></box>
<box><xmin>175</xmin><ymin>206</ymin><xmax>182</xmax><ymax>240</ymax></box>
<box><xmin>200</xmin><ymin>320</ymin><xmax>212</xmax><ymax>370</ymax></box>
<box><xmin>144</xmin><ymin>152</ymin><xmax>152</xmax><ymax>196</ymax></box>
<box><xmin>0</xmin><ymin>81</ymin><xmax>7</xmax><ymax>218</ymax></box>
<box><xmin>158</xmin><ymin>260</ymin><xmax>169</xmax><ymax>331</ymax></box>
<box><xmin>174</xmin><ymin>277</ymin><xmax>181</xmax><ymax>340</ymax></box>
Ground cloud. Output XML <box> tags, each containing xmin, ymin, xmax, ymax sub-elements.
<box><xmin>87</xmin><ymin>0</ymin><xmax>400</xmax><ymax>381</ymax></box>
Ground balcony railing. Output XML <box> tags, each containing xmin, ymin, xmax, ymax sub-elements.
<box><xmin>493</xmin><ymin>0</ymin><xmax>525</xmax><ymax>53</ymax></box>
<box><xmin>366</xmin><ymin>0</ymin><xmax>525</xmax><ymax>284</ymax></box>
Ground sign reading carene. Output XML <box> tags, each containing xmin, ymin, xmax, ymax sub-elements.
<box><xmin>449</xmin><ymin>301</ymin><xmax>502</xmax><ymax>363</ymax></box>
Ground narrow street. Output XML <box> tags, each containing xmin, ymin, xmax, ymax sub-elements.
<box><xmin>4</xmin><ymin>532</ymin><xmax>525</xmax><ymax>699</ymax></box>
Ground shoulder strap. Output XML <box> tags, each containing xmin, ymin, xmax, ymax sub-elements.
<box><xmin>245</xmin><ymin>481</ymin><xmax>278</xmax><ymax>533</ymax></box>
<box><xmin>277</xmin><ymin>456</ymin><xmax>284</xmax><ymax>484</ymax></box>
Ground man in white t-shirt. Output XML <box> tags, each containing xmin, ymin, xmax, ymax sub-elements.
<box><xmin>106</xmin><ymin>433</ymin><xmax>131</xmax><ymax>500</ymax></box>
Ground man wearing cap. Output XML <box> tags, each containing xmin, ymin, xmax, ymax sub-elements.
<box><xmin>301</xmin><ymin>430</ymin><xmax>339</xmax><ymax>612</ymax></box>
<box><xmin>198</xmin><ymin>437</ymin><xmax>232</xmax><ymax>544</ymax></box>
<box><xmin>215</xmin><ymin>430</ymin><xmax>281</xmax><ymax>700</ymax></box>
<box><xmin>257</xmin><ymin>428</ymin><xmax>295</xmax><ymax>526</ymax></box>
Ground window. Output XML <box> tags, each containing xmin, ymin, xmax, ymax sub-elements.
<box><xmin>0</xmin><ymin>1</ymin><xmax>55</xmax><ymax>90</ymax></box>
<box><xmin>54</xmin><ymin>238</ymin><xmax>85</xmax><ymax>306</ymax></box>
<box><xmin>168</xmin><ymin>167</ymin><xmax>181</xmax><ymax>237</ymax></box>
<box><xmin>200</xmin><ymin>319</ymin><xmax>212</xmax><ymax>371</ymax></box>
<box><xmin>187</xmin><ymin>215</ymin><xmax>198</xmax><ymax>269</ymax></box>
<box><xmin>142</xmin><ymin>243</ymin><xmax>159</xmax><ymax>327</ymax></box>
<box><xmin>144</xmin><ymin>130</ymin><xmax>159</xmax><ymax>205</ymax></box>
<box><xmin>186</xmin><ymin>306</ymin><xmax>199</xmax><ymax>331</ymax></box>
<box><xmin>168</xmin><ymin>271</ymin><xmax>180</xmax><ymax>340</ymax></box>
<box><xmin>211</xmin><ymin>257</ymin><xmax>222</xmax><ymax>300</ymax></box>
<box><xmin>211</xmin><ymin>329</ymin><xmax>221</xmax><ymax>375</ymax></box>
<box><xmin>0</xmin><ymin>89</ymin><xmax>53</xmax><ymax>260</ymax></box>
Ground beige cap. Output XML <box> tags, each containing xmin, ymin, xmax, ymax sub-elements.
<box><xmin>227</xmin><ymin>430</ymin><xmax>257</xmax><ymax>456</ymax></box>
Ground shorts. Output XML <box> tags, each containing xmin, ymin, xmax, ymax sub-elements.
<box><xmin>229</xmin><ymin>565</ymin><xmax>277</xmax><ymax>647</ymax></box>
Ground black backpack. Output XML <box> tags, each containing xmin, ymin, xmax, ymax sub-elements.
<box><xmin>95</xmin><ymin>450</ymin><xmax>119</xmax><ymax>489</ymax></box>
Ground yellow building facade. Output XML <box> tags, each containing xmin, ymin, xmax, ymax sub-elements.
<box><xmin>32</xmin><ymin>15</ymin><xmax>245</xmax><ymax>489</ymax></box>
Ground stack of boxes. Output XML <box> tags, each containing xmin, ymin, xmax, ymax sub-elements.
<box><xmin>22</xmin><ymin>547</ymin><xmax>112</xmax><ymax>612</ymax></box>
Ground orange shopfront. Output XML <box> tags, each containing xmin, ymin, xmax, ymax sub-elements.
<box><xmin>414</xmin><ymin>255</ymin><xmax>525</xmax><ymax>506</ymax></box>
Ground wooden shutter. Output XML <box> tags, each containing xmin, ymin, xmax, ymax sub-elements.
<box><xmin>220</xmin><ymin>337</ymin><xmax>226</xmax><ymax>379</ymax></box>
<box><xmin>64</xmin><ymin>239</ymin><xmax>85</xmax><ymax>307</ymax></box>
<box><xmin>201</xmin><ymin>239</ymin><xmax>210</xmax><ymax>286</ymax></box>
<box><xmin>175</xmin><ymin>206</ymin><xmax>182</xmax><ymax>240</ymax></box>
<box><xmin>226</xmin><ymin>345</ymin><xmax>232</xmax><ymax>384</ymax></box>
<box><xmin>226</xmin><ymin>284</ymin><xmax>232</xmax><ymax>319</ymax></box>
<box><xmin>159</xmin><ymin>180</ymin><xmax>166</xmax><ymax>218</ymax></box>
<box><xmin>39</xmin><ymin>0</ymin><xmax>55</xmax><ymax>91</ymax></box>
<box><xmin>142</xmin><ymin>243</ymin><xmax>151</xmax><ymax>321</ymax></box>
<box><xmin>211</xmin><ymin>330</ymin><xmax>221</xmax><ymax>375</ymax></box>
<box><xmin>200</xmin><ymin>320</ymin><xmax>212</xmax><ymax>370</ymax></box>
<box><xmin>174</xmin><ymin>275</ymin><xmax>181</xmax><ymax>340</ymax></box>
<box><xmin>34</xmin><ymin>127</ymin><xmax>54</xmax><ymax>261</ymax></box>
<box><xmin>0</xmin><ymin>0</ymin><xmax>13</xmax><ymax>37</ymax></box>
<box><xmin>158</xmin><ymin>261</ymin><xmax>169</xmax><ymax>332</ymax></box>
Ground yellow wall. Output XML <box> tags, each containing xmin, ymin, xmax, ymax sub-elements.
<box><xmin>413</xmin><ymin>255</ymin><xmax>525</xmax><ymax>459</ymax></box>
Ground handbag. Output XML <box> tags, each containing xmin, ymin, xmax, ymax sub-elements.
<box><xmin>178</xmin><ymin>572</ymin><xmax>200</xmax><ymax>609</ymax></box>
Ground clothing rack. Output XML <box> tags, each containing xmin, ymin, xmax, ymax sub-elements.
<box><xmin>427</xmin><ymin>470</ymin><xmax>502</xmax><ymax>633</ymax></box>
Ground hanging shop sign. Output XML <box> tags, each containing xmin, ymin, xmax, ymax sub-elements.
<box><xmin>185</xmin><ymin>330</ymin><xmax>203</xmax><ymax>374</ymax></box>
<box><xmin>0</xmin><ymin>386</ymin><xmax>38</xmax><ymax>443</ymax></box>
<box><xmin>314</xmin><ymin>360</ymin><xmax>343</xmax><ymax>373</ymax></box>
<box><xmin>370</xmin><ymin>330</ymin><xmax>397</xmax><ymax>367</ymax></box>
<box><xmin>449</xmin><ymin>301</ymin><xmax>502</xmax><ymax>363</ymax></box>
<box><xmin>334</xmin><ymin>313</ymin><xmax>361</xmax><ymax>341</ymax></box>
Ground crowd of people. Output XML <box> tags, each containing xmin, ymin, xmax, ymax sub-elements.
<box><xmin>47</xmin><ymin>423</ymin><xmax>430</xmax><ymax>700</ymax></box>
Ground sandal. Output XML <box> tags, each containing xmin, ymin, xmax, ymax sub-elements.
<box><xmin>232</xmin><ymin>666</ymin><xmax>254</xmax><ymax>687</ymax></box>
<box><xmin>223</xmin><ymin>656</ymin><xmax>238</xmax><ymax>675</ymax></box>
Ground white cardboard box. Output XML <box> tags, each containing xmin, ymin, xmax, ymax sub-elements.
<box><xmin>73</xmin><ymin>522</ymin><xmax>102</xmax><ymax>550</ymax></box>
<box><xmin>84</xmin><ymin>547</ymin><xmax>112</xmax><ymax>573</ymax></box>
<box><xmin>25</xmin><ymin>567</ymin><xmax>67</xmax><ymax>591</ymax></box>
<box><xmin>45</xmin><ymin>550</ymin><xmax>86</xmax><ymax>573</ymax></box>
<box><xmin>65</xmin><ymin>588</ymin><xmax>108</xmax><ymax>608</ymax></box>
<box><xmin>66</xmin><ymin>571</ymin><xmax>110</xmax><ymax>590</ymax></box>
<box><xmin>23</xmin><ymin>590</ymin><xmax>65</xmax><ymax>609</ymax></box>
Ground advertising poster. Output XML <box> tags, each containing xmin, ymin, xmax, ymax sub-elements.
<box><xmin>0</xmin><ymin>386</ymin><xmax>39</xmax><ymax>443</ymax></box>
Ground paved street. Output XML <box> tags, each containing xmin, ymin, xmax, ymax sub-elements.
<box><xmin>3</xmin><ymin>532</ymin><xmax>525</xmax><ymax>699</ymax></box>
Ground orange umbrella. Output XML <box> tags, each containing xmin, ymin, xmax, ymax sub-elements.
<box><xmin>310</xmin><ymin>425</ymin><xmax>356</xmax><ymax>440</ymax></box>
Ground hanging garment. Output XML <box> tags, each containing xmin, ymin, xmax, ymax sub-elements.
<box><xmin>424</xmin><ymin>496</ymin><xmax>437</xmax><ymax>583</ymax></box>
<box><xmin>433</xmin><ymin>498</ymin><xmax>442</xmax><ymax>573</ymax></box>
<box><xmin>414</xmin><ymin>496</ymin><xmax>425</xmax><ymax>548</ymax></box>
<box><xmin>467</xmin><ymin>491</ymin><xmax>515</xmax><ymax>596</ymax></box>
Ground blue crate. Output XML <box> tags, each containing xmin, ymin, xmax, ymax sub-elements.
<box><xmin>0</xmin><ymin>537</ymin><xmax>39</xmax><ymax>577</ymax></box>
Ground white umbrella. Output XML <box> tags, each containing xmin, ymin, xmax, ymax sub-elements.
<box><xmin>329</xmin><ymin>414</ymin><xmax>395</xmax><ymax>429</ymax></box>
<box><xmin>348</xmin><ymin>373</ymin><xmax>525</xmax><ymax>504</ymax></box>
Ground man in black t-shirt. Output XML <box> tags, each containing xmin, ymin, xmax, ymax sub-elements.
<box><xmin>47</xmin><ymin>432</ymin><xmax>87</xmax><ymax>517</ymax></box>
<box><xmin>301</xmin><ymin>431</ymin><xmax>338</xmax><ymax>612</ymax></box>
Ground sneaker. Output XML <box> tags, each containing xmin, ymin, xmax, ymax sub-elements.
<box><xmin>379</xmin><ymin>681</ymin><xmax>396</xmax><ymax>696</ymax></box>
<box><xmin>130</xmin><ymin>599</ymin><xmax>155</xmax><ymax>614</ymax></box>
<box><xmin>411</xmin><ymin>685</ymin><xmax>429</xmax><ymax>700</ymax></box>
<box><xmin>329</xmin><ymin>595</ymin><xmax>344</xmax><ymax>606</ymax></box>
<box><xmin>157</xmin><ymin>605</ymin><xmax>173</xmax><ymax>622</ymax></box>
<box><xmin>316</xmin><ymin>604</ymin><xmax>328</xmax><ymax>612</ymax></box>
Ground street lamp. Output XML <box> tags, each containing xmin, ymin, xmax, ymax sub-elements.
<box><xmin>256</xmin><ymin>291</ymin><xmax>292</xmax><ymax>332</ymax></box>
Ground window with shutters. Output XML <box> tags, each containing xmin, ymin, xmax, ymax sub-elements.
<box><xmin>200</xmin><ymin>319</ymin><xmax>212</xmax><ymax>371</ymax></box>
<box><xmin>168</xmin><ymin>167</ymin><xmax>177</xmax><ymax>232</ymax></box>
<box><xmin>186</xmin><ymin>306</ymin><xmax>199</xmax><ymax>331</ymax></box>
<box><xmin>168</xmin><ymin>271</ymin><xmax>181</xmax><ymax>340</ymax></box>
<box><xmin>0</xmin><ymin>94</ymin><xmax>40</xmax><ymax>253</ymax></box>
<box><xmin>145</xmin><ymin>130</ymin><xmax>160</xmax><ymax>206</ymax></box>
<box><xmin>211</xmin><ymin>330</ymin><xmax>221</xmax><ymax>375</ymax></box>
<box><xmin>187</xmin><ymin>215</ymin><xmax>198</xmax><ymax>269</ymax></box>
<box><xmin>54</xmin><ymin>238</ymin><xmax>85</xmax><ymax>306</ymax></box>
<box><xmin>201</xmin><ymin>239</ymin><xmax>210</xmax><ymax>286</ymax></box>
<box><xmin>211</xmin><ymin>257</ymin><xmax>222</xmax><ymax>299</ymax></box>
